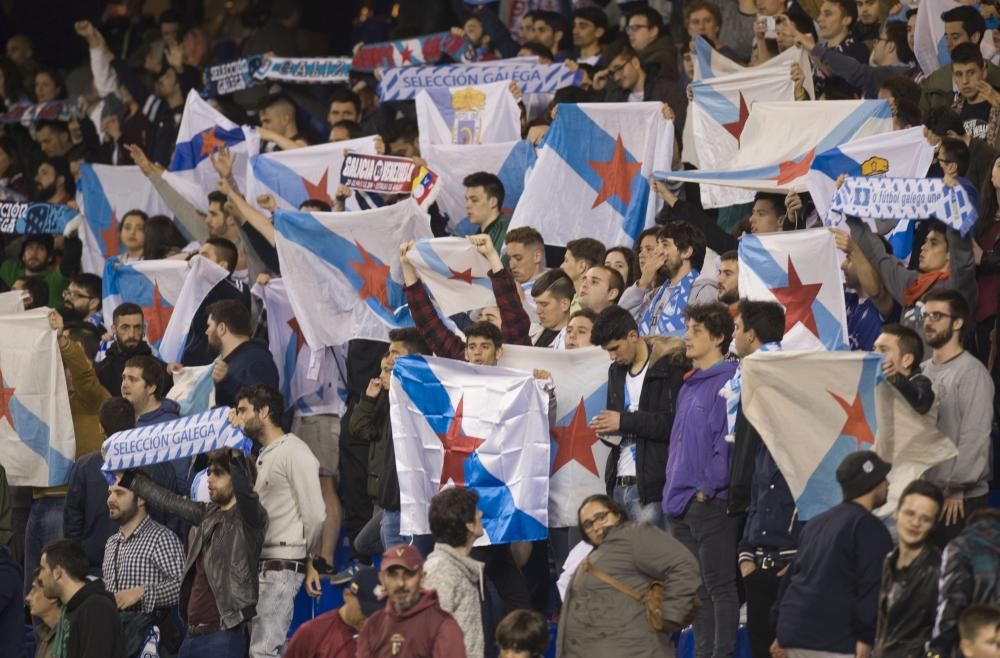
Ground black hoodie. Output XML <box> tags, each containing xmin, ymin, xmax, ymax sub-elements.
<box><xmin>59</xmin><ymin>579</ymin><xmax>126</xmax><ymax>658</ymax></box>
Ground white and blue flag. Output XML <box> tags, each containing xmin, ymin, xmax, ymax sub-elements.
<box><xmin>415</xmin><ymin>80</ymin><xmax>521</xmax><ymax>149</ymax></box>
<box><xmin>390</xmin><ymin>354</ymin><xmax>550</xmax><ymax>544</ymax></box>
<box><xmin>272</xmin><ymin>198</ymin><xmax>433</xmax><ymax>347</ymax></box>
<box><xmin>0</xmin><ymin>308</ymin><xmax>75</xmax><ymax>487</ymax></box>
<box><xmin>166</xmin><ymin>364</ymin><xmax>216</xmax><ymax>417</ymax></box>
<box><xmin>406</xmin><ymin>238</ymin><xmax>495</xmax><ymax>315</ymax></box>
<box><xmin>163</xmin><ymin>90</ymin><xmax>260</xmax><ymax>212</ymax></box>
<box><xmin>510</xmin><ymin>102</ymin><xmax>673</xmax><ymax>247</ymax></box>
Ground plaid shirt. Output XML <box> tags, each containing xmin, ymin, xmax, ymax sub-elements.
<box><xmin>404</xmin><ymin>268</ymin><xmax>531</xmax><ymax>360</ymax></box>
<box><xmin>102</xmin><ymin>515</ymin><xmax>185</xmax><ymax>613</ymax></box>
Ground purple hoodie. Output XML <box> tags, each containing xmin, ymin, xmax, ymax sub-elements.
<box><xmin>662</xmin><ymin>360</ymin><xmax>738</xmax><ymax>517</ymax></box>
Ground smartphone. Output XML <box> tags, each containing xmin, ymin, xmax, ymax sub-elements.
<box><xmin>764</xmin><ymin>16</ymin><xmax>778</xmax><ymax>39</ymax></box>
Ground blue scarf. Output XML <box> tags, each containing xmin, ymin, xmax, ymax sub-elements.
<box><xmin>720</xmin><ymin>342</ymin><xmax>782</xmax><ymax>443</ymax></box>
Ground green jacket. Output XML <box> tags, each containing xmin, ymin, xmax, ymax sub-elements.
<box><xmin>0</xmin><ymin>259</ymin><xmax>67</xmax><ymax>307</ymax></box>
<box><xmin>919</xmin><ymin>61</ymin><xmax>1000</xmax><ymax>119</ymax></box>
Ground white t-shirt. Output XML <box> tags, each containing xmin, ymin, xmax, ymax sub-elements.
<box><xmin>616</xmin><ymin>361</ymin><xmax>649</xmax><ymax>477</ymax></box>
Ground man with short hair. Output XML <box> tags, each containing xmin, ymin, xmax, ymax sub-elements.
<box><xmin>529</xmin><ymin>269</ymin><xmax>574</xmax><ymax>348</ymax></box>
<box><xmin>328</xmin><ymin>88</ymin><xmax>361</xmax><ymax>126</ymax></box>
<box><xmin>423</xmin><ymin>488</ymin><xmax>486</xmax><ymax>658</ymax></box>
<box><xmin>35</xmin><ymin>120</ymin><xmax>72</xmax><ymax>158</ymax></box>
<box><xmin>874</xmin><ymin>324</ymin><xmax>935</xmax><ymax>414</ymax></box>
<box><xmin>38</xmin><ymin>539</ymin><xmax>126</xmax><ymax>658</ymax></box>
<box><xmin>664</xmin><ymin>302</ymin><xmax>740</xmax><ymax>658</ymax></box>
<box><xmin>530</xmin><ymin>11</ymin><xmax>568</xmax><ymax>58</ymax></box>
<box><xmin>102</xmin><ymin>472</ymin><xmax>184</xmax><ymax>623</ymax></box>
<box><xmin>717</xmin><ymin>251</ymin><xmax>739</xmax><ymax>305</ymax></box>
<box><xmin>589</xmin><ymin>305</ymin><xmax>688</xmax><ymax>525</ymax></box>
<box><xmin>571</xmin><ymin>7</ymin><xmax>606</xmax><ymax>64</ymax></box>
<box><xmin>24</xmin><ymin>566</ymin><xmax>61</xmax><ymax>658</ymax></box>
<box><xmin>118</xmin><ymin>450</ymin><xmax>266</xmax><ymax>655</ymax></box>
<box><xmin>578</xmin><ymin>265</ymin><xmax>624</xmax><ymax>314</ymax></box>
<box><xmin>625</xmin><ymin>7</ymin><xmax>676</xmax><ymax>80</ymax></box>
<box><xmin>923</xmin><ymin>106</ymin><xmax>998</xmax><ymax>191</ymax></box>
<box><xmin>874</xmin><ymin>480</ymin><xmax>945</xmax><ymax>658</ymax></box>
<box><xmin>0</xmin><ymin>233</ymin><xmax>67</xmax><ymax>306</ymax></box>
<box><xmin>597</xmin><ymin>44</ymin><xmax>686</xmax><ymax>128</ymax></box>
<box><xmin>62</xmin><ymin>273</ymin><xmax>104</xmax><ymax>329</ymax></box>
<box><xmin>259</xmin><ymin>93</ymin><xmax>307</xmax><ymax>152</ymax></box>
<box><xmin>814</xmin><ymin>0</ymin><xmax>870</xmax><ymax>96</ymax></box>
<box><xmin>561</xmin><ymin>238</ymin><xmax>606</xmax><ymax>311</ymax></box>
<box><xmin>33</xmin><ymin>157</ymin><xmax>73</xmax><ymax>205</ymax></box>
<box><xmin>356</xmin><ymin>545</ymin><xmax>465</xmax><ymax>657</ymax></box>
<box><xmin>920</xmin><ymin>6</ymin><xmax>1000</xmax><ymax>114</ymax></box>
<box><xmin>686</xmin><ymin>0</ymin><xmax>739</xmax><ymax>60</ymax></box>
<box><xmin>564</xmin><ymin>309</ymin><xmax>595</xmax><ymax>349</ymax></box>
<box><xmin>204</xmin><ymin>299</ymin><xmax>279</xmax><ymax>409</ymax></box>
<box><xmin>181</xmin><ymin>237</ymin><xmax>251</xmax><ymax>367</ymax></box>
<box><xmin>232</xmin><ymin>384</ymin><xmax>326</xmax><ymax>658</ymax></box>
<box><xmin>284</xmin><ymin>567</ymin><xmax>383</xmax><ymax>658</ymax></box>
<box><xmin>463</xmin><ymin>172</ymin><xmax>508</xmax><ymax>254</ymax></box>
<box><xmin>957</xmin><ymin>605</ymin><xmax>1000</xmax><ymax>658</ymax></box>
<box><xmin>774</xmin><ymin>452</ymin><xmax>894</xmax><ymax>658</ymax></box>
<box><xmin>920</xmin><ymin>288</ymin><xmax>994</xmax><ymax>545</ymax></box>
<box><xmin>122</xmin><ymin>355</ymin><xmax>179</xmax><ymax>427</ymax></box>
<box><xmin>504</xmin><ymin>226</ymin><xmax>545</xmax><ymax>287</ymax></box>
<box><xmin>96</xmin><ymin>303</ymin><xmax>171</xmax><ymax>398</ymax></box>
<box><xmin>949</xmin><ymin>43</ymin><xmax>999</xmax><ymax>146</ymax></box>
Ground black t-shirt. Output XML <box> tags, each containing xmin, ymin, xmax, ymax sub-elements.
<box><xmin>960</xmin><ymin>100</ymin><xmax>992</xmax><ymax>141</ymax></box>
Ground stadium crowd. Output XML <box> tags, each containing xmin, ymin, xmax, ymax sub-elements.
<box><xmin>0</xmin><ymin>1</ymin><xmax>998</xmax><ymax>658</ymax></box>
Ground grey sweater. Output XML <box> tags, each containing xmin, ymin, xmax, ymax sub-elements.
<box><xmin>423</xmin><ymin>543</ymin><xmax>485</xmax><ymax>658</ymax></box>
<box><xmin>921</xmin><ymin>351</ymin><xmax>994</xmax><ymax>499</ymax></box>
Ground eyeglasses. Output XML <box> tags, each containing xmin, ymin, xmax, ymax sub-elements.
<box><xmin>607</xmin><ymin>59</ymin><xmax>631</xmax><ymax>76</ymax></box>
<box><xmin>625</xmin><ymin>23</ymin><xmax>651</xmax><ymax>32</ymax></box>
<box><xmin>62</xmin><ymin>289</ymin><xmax>93</xmax><ymax>300</ymax></box>
<box><xmin>924</xmin><ymin>311</ymin><xmax>955</xmax><ymax>322</ymax></box>
<box><xmin>581</xmin><ymin>510</ymin><xmax>610</xmax><ymax>531</ymax></box>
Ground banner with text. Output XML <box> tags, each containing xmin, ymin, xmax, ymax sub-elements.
<box><xmin>201</xmin><ymin>55</ymin><xmax>264</xmax><ymax>96</ymax></box>
<box><xmin>0</xmin><ymin>100</ymin><xmax>82</xmax><ymax>125</ymax></box>
<box><xmin>340</xmin><ymin>152</ymin><xmax>440</xmax><ymax>207</ymax></box>
<box><xmin>254</xmin><ymin>56</ymin><xmax>351</xmax><ymax>84</ymax></box>
<box><xmin>352</xmin><ymin>32</ymin><xmax>472</xmax><ymax>71</ymax></box>
<box><xmin>826</xmin><ymin>177</ymin><xmax>977</xmax><ymax>236</ymax></box>
<box><xmin>379</xmin><ymin>61</ymin><xmax>582</xmax><ymax>101</ymax></box>
<box><xmin>0</xmin><ymin>202</ymin><xmax>78</xmax><ymax>234</ymax></box>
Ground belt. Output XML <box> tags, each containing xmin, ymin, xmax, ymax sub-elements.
<box><xmin>753</xmin><ymin>550</ymin><xmax>792</xmax><ymax>571</ymax></box>
<box><xmin>614</xmin><ymin>476</ymin><xmax>637</xmax><ymax>486</ymax></box>
<box><xmin>188</xmin><ymin>622</ymin><xmax>223</xmax><ymax>636</ymax></box>
<box><xmin>259</xmin><ymin>558</ymin><xmax>307</xmax><ymax>574</ymax></box>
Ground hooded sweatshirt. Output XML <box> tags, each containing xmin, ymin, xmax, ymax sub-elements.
<box><xmin>54</xmin><ymin>579</ymin><xmax>126</xmax><ymax>658</ymax></box>
<box><xmin>356</xmin><ymin>589</ymin><xmax>466</xmax><ymax>658</ymax></box>
<box><xmin>423</xmin><ymin>544</ymin><xmax>485</xmax><ymax>657</ymax></box>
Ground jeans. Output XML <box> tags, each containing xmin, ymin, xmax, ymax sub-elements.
<box><xmin>249</xmin><ymin>568</ymin><xmax>304</xmax><ymax>658</ymax></box>
<box><xmin>613</xmin><ymin>484</ymin><xmax>664</xmax><ymax>527</ymax></box>
<box><xmin>24</xmin><ymin>497</ymin><xmax>65</xmax><ymax>593</ymax></box>
<box><xmin>743</xmin><ymin>565</ymin><xmax>783</xmax><ymax>658</ymax></box>
<box><xmin>668</xmin><ymin>498</ymin><xmax>741</xmax><ymax>658</ymax></box>
<box><xmin>178</xmin><ymin>627</ymin><xmax>247</xmax><ymax>658</ymax></box>
<box><xmin>380</xmin><ymin>510</ymin><xmax>433</xmax><ymax>557</ymax></box>
<box><xmin>354</xmin><ymin>507</ymin><xmax>384</xmax><ymax>557</ymax></box>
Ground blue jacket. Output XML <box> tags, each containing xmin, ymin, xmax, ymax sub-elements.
<box><xmin>737</xmin><ymin>442</ymin><xmax>804</xmax><ymax>562</ymax></box>
<box><xmin>136</xmin><ymin>400</ymin><xmax>189</xmax><ymax>499</ymax></box>
<box><xmin>662</xmin><ymin>360</ymin><xmax>738</xmax><ymax>517</ymax></box>
<box><xmin>215</xmin><ymin>339</ymin><xmax>279</xmax><ymax>409</ymax></box>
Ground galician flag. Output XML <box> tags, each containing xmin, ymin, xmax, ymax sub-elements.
<box><xmin>390</xmin><ymin>354</ymin><xmax>550</xmax><ymax>544</ymax></box>
<box><xmin>499</xmin><ymin>345</ymin><xmax>611</xmax><ymax>528</ymax></box>
<box><xmin>739</xmin><ymin>228</ymin><xmax>849</xmax><ymax>351</ymax></box>
<box><xmin>406</xmin><ymin>238</ymin><xmax>496</xmax><ymax>315</ymax></box>
<box><xmin>0</xmin><ymin>308</ymin><xmax>76</xmax><ymax>487</ymax></box>
<box><xmin>741</xmin><ymin>350</ymin><xmax>959</xmax><ymax>519</ymax></box>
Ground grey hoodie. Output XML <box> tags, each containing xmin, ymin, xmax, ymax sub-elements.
<box><xmin>423</xmin><ymin>543</ymin><xmax>485</xmax><ymax>658</ymax></box>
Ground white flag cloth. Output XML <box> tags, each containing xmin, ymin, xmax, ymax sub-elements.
<box><xmin>390</xmin><ymin>354</ymin><xmax>550</xmax><ymax>544</ymax></box>
<box><xmin>509</xmin><ymin>102</ymin><xmax>672</xmax><ymax>247</ymax></box>
<box><xmin>272</xmin><ymin>198</ymin><xmax>433</xmax><ymax>347</ymax></box>
<box><xmin>0</xmin><ymin>290</ymin><xmax>24</xmax><ymax>314</ymax></box>
<box><xmin>499</xmin><ymin>345</ymin><xmax>611</xmax><ymax>527</ymax></box>
<box><xmin>741</xmin><ymin>350</ymin><xmax>958</xmax><ymax>520</ymax></box>
<box><xmin>0</xmin><ymin>308</ymin><xmax>76</xmax><ymax>487</ymax></box>
<box><xmin>415</xmin><ymin>80</ymin><xmax>522</xmax><ymax>150</ymax></box>
<box><xmin>166</xmin><ymin>364</ymin><xmax>216</xmax><ymax>417</ymax></box>
<box><xmin>163</xmin><ymin>90</ymin><xmax>260</xmax><ymax>212</ymax></box>
<box><xmin>406</xmin><ymin>238</ymin><xmax>496</xmax><ymax>315</ymax></box>
<box><xmin>738</xmin><ymin>228</ymin><xmax>849</xmax><ymax>351</ymax></box>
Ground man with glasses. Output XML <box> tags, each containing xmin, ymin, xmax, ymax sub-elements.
<box><xmin>62</xmin><ymin>272</ymin><xmax>104</xmax><ymax>330</ymax></box>
<box><xmin>624</xmin><ymin>7</ymin><xmax>675</xmax><ymax>79</ymax></box>
<box><xmin>919</xmin><ymin>288</ymin><xmax>994</xmax><ymax>546</ymax></box>
<box><xmin>595</xmin><ymin>44</ymin><xmax>687</xmax><ymax>131</ymax></box>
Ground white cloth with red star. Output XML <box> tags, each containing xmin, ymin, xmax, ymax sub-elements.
<box><xmin>406</xmin><ymin>238</ymin><xmax>496</xmax><ymax>315</ymax></box>
<box><xmin>0</xmin><ymin>307</ymin><xmax>76</xmax><ymax>487</ymax></box>
<box><xmin>740</xmin><ymin>350</ymin><xmax>957</xmax><ymax>520</ymax></box>
<box><xmin>499</xmin><ymin>345</ymin><xmax>611</xmax><ymax>528</ymax></box>
<box><xmin>390</xmin><ymin>354</ymin><xmax>550</xmax><ymax>544</ymax></box>
<box><xmin>738</xmin><ymin>228</ymin><xmax>849</xmax><ymax>351</ymax></box>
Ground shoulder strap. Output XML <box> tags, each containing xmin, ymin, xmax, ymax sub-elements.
<box><xmin>582</xmin><ymin>557</ymin><xmax>643</xmax><ymax>601</ymax></box>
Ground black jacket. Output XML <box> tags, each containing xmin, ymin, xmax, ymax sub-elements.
<box><xmin>181</xmin><ymin>279</ymin><xmax>251</xmax><ymax>367</ymax></box>
<box><xmin>349</xmin><ymin>390</ymin><xmax>393</xmax><ymax>503</ymax></box>
<box><xmin>602</xmin><ymin>342</ymin><xmax>686</xmax><ymax>505</ymax></box>
<box><xmin>95</xmin><ymin>340</ymin><xmax>172</xmax><ymax>399</ymax></box>
<box><xmin>62</xmin><ymin>579</ymin><xmax>127</xmax><ymax>658</ymax></box>
<box><xmin>215</xmin><ymin>339</ymin><xmax>280</xmax><ymax>409</ymax></box>
<box><xmin>874</xmin><ymin>544</ymin><xmax>941</xmax><ymax>658</ymax></box>
<box><xmin>727</xmin><ymin>409</ymin><xmax>761</xmax><ymax>516</ymax></box>
<box><xmin>888</xmin><ymin>370</ymin><xmax>935</xmax><ymax>415</ymax></box>
<box><xmin>737</xmin><ymin>441</ymin><xmax>803</xmax><ymax>560</ymax></box>
<box><xmin>122</xmin><ymin>456</ymin><xmax>267</xmax><ymax>629</ymax></box>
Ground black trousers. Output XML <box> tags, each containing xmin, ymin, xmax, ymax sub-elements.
<box><xmin>743</xmin><ymin>565</ymin><xmax>782</xmax><ymax>658</ymax></box>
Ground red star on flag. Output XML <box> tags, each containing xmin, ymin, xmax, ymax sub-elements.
<box><xmin>142</xmin><ymin>283</ymin><xmax>173</xmax><ymax>346</ymax></box>
<box><xmin>721</xmin><ymin>92</ymin><xmax>750</xmax><ymax>144</ymax></box>
<box><xmin>301</xmin><ymin>169</ymin><xmax>334</xmax><ymax>206</ymax></box>
<box><xmin>589</xmin><ymin>134</ymin><xmax>643</xmax><ymax>209</ymax></box>
<box><xmin>550</xmin><ymin>398</ymin><xmax>600</xmax><ymax>476</ymax></box>
<box><xmin>772</xmin><ymin>148</ymin><xmax>816</xmax><ymax>186</ymax></box>
<box><xmin>400</xmin><ymin>44</ymin><xmax>414</xmax><ymax>64</ymax></box>
<box><xmin>0</xmin><ymin>372</ymin><xmax>15</xmax><ymax>429</ymax></box>
<box><xmin>447</xmin><ymin>267</ymin><xmax>474</xmax><ymax>284</ymax></box>
<box><xmin>437</xmin><ymin>396</ymin><xmax>486</xmax><ymax>488</ymax></box>
<box><xmin>100</xmin><ymin>211</ymin><xmax>120</xmax><ymax>258</ymax></box>
<box><xmin>768</xmin><ymin>258</ymin><xmax>823</xmax><ymax>337</ymax></box>
<box><xmin>348</xmin><ymin>242</ymin><xmax>391</xmax><ymax>310</ymax></box>
<box><xmin>198</xmin><ymin>126</ymin><xmax>226</xmax><ymax>158</ymax></box>
<box><xmin>828</xmin><ymin>389</ymin><xmax>875</xmax><ymax>449</ymax></box>
<box><xmin>287</xmin><ymin>317</ymin><xmax>307</xmax><ymax>354</ymax></box>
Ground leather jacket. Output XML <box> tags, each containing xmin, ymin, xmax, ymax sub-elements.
<box><xmin>874</xmin><ymin>544</ymin><xmax>941</xmax><ymax>658</ymax></box>
<box><xmin>121</xmin><ymin>457</ymin><xmax>267</xmax><ymax>629</ymax></box>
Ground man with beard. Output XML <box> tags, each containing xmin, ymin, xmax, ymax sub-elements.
<box><xmin>32</xmin><ymin>157</ymin><xmax>73</xmax><ymax>205</ymax></box>
<box><xmin>102</xmin><ymin>473</ymin><xmax>184</xmax><ymax>627</ymax></box>
<box><xmin>179</xmin><ymin>238</ymin><xmax>250</xmax><ymax>367</ymax></box>
<box><xmin>920</xmin><ymin>288</ymin><xmax>994</xmax><ymax>545</ymax></box>
<box><xmin>204</xmin><ymin>299</ymin><xmax>278</xmax><ymax>410</ymax></box>
<box><xmin>717</xmin><ymin>251</ymin><xmax>739</xmax><ymax>305</ymax></box>
<box><xmin>231</xmin><ymin>384</ymin><xmax>325</xmax><ymax>658</ymax></box>
<box><xmin>0</xmin><ymin>234</ymin><xmax>67</xmax><ymax>307</ymax></box>
<box><xmin>117</xmin><ymin>450</ymin><xmax>266</xmax><ymax>656</ymax></box>
<box><xmin>356</xmin><ymin>544</ymin><xmax>465</xmax><ymax>658</ymax></box>
<box><xmin>874</xmin><ymin>480</ymin><xmax>945</xmax><ymax>658</ymax></box>
<box><xmin>773</xmin><ymin>452</ymin><xmax>894</xmax><ymax>658</ymax></box>
<box><xmin>61</xmin><ymin>273</ymin><xmax>104</xmax><ymax>331</ymax></box>
<box><xmin>96</xmin><ymin>303</ymin><xmax>172</xmax><ymax>398</ymax></box>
